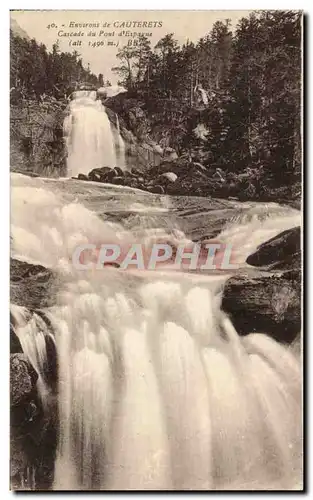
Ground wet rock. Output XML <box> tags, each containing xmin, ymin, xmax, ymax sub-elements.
<box><xmin>104</xmin><ymin>169</ymin><xmax>117</xmax><ymax>182</ymax></box>
<box><xmin>223</xmin><ymin>226</ymin><xmax>301</xmax><ymax>344</ymax></box>
<box><xmin>11</xmin><ymin>259</ymin><xmax>52</xmax><ymax>283</ymax></box>
<box><xmin>11</xmin><ymin>354</ymin><xmax>38</xmax><ymax>407</ymax></box>
<box><xmin>77</xmin><ymin>173</ymin><xmax>89</xmax><ymax>181</ymax></box>
<box><xmin>111</xmin><ymin>176</ymin><xmax>125</xmax><ymax>185</ymax></box>
<box><xmin>246</xmin><ymin>226</ymin><xmax>300</xmax><ymax>269</ymax></box>
<box><xmin>161</xmin><ymin>172</ymin><xmax>178</xmax><ymax>183</ymax></box>
<box><xmin>153</xmin><ymin>144</ymin><xmax>164</xmax><ymax>155</ymax></box>
<box><xmin>222</xmin><ymin>270</ymin><xmax>301</xmax><ymax>344</ymax></box>
<box><xmin>88</xmin><ymin>170</ymin><xmax>102</xmax><ymax>182</ymax></box>
<box><xmin>10</xmin><ymin>258</ymin><xmax>56</xmax><ymax>310</ymax></box>
<box><xmin>127</xmin><ymin>178</ymin><xmax>140</xmax><ymax>189</ymax></box>
<box><xmin>131</xmin><ymin>168</ymin><xmax>143</xmax><ymax>177</ymax></box>
<box><xmin>164</xmin><ymin>147</ymin><xmax>178</xmax><ymax>161</ymax></box>
<box><xmin>150</xmin><ymin>185</ymin><xmax>164</xmax><ymax>194</ymax></box>
<box><xmin>10</xmin><ymin>354</ymin><xmax>58</xmax><ymax>490</ymax></box>
<box><xmin>87</xmin><ymin>166</ymin><xmax>113</xmax><ymax>183</ymax></box>
<box><xmin>113</xmin><ymin>167</ymin><xmax>124</xmax><ymax>177</ymax></box>
<box><xmin>10</xmin><ymin>322</ymin><xmax>23</xmax><ymax>354</ymax></box>
<box><xmin>11</xmin><ymin>259</ymin><xmax>56</xmax><ymax>310</ymax></box>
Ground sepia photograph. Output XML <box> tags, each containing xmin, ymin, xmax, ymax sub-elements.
<box><xmin>10</xmin><ymin>9</ymin><xmax>303</xmax><ymax>491</ymax></box>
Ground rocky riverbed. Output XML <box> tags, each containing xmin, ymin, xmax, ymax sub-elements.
<box><xmin>73</xmin><ymin>160</ymin><xmax>301</xmax><ymax>209</ymax></box>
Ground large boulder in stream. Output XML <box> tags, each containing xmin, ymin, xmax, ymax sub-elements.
<box><xmin>11</xmin><ymin>353</ymin><xmax>38</xmax><ymax>408</ymax></box>
<box><xmin>10</xmin><ymin>336</ymin><xmax>58</xmax><ymax>490</ymax></box>
<box><xmin>10</xmin><ymin>258</ymin><xmax>56</xmax><ymax>310</ymax></box>
<box><xmin>222</xmin><ymin>269</ymin><xmax>301</xmax><ymax>344</ymax></box>
<box><xmin>246</xmin><ymin>226</ymin><xmax>301</xmax><ymax>270</ymax></box>
<box><xmin>222</xmin><ymin>226</ymin><xmax>301</xmax><ymax>344</ymax></box>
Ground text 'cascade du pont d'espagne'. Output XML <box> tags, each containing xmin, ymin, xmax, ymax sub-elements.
<box><xmin>46</xmin><ymin>20</ymin><xmax>164</xmax><ymax>47</ymax></box>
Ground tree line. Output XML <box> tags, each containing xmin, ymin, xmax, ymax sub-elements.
<box><xmin>112</xmin><ymin>10</ymin><xmax>302</xmax><ymax>186</ymax></box>
<box><xmin>10</xmin><ymin>33</ymin><xmax>98</xmax><ymax>102</ymax></box>
<box><xmin>10</xmin><ymin>11</ymin><xmax>302</xmax><ymax>191</ymax></box>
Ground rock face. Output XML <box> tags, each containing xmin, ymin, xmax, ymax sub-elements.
<box><xmin>222</xmin><ymin>227</ymin><xmax>301</xmax><ymax>344</ymax></box>
<box><xmin>11</xmin><ymin>353</ymin><xmax>39</xmax><ymax>489</ymax></box>
<box><xmin>10</xmin><ymin>258</ymin><xmax>57</xmax><ymax>309</ymax></box>
<box><xmin>10</xmin><ymin>350</ymin><xmax>58</xmax><ymax>491</ymax></box>
<box><xmin>10</xmin><ymin>99</ymin><xmax>66</xmax><ymax>177</ymax></box>
<box><xmin>246</xmin><ymin>226</ymin><xmax>301</xmax><ymax>270</ymax></box>
<box><xmin>10</xmin><ymin>258</ymin><xmax>59</xmax><ymax>489</ymax></box>
<box><xmin>11</xmin><ymin>353</ymin><xmax>38</xmax><ymax>407</ymax></box>
<box><xmin>222</xmin><ymin>270</ymin><xmax>300</xmax><ymax>344</ymax></box>
<box><xmin>11</xmin><ymin>321</ymin><xmax>23</xmax><ymax>354</ymax></box>
<box><xmin>104</xmin><ymin>104</ymin><xmax>164</xmax><ymax>171</ymax></box>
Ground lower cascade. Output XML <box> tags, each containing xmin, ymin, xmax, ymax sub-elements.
<box><xmin>11</xmin><ymin>173</ymin><xmax>302</xmax><ymax>491</ymax></box>
<box><xmin>63</xmin><ymin>90</ymin><xmax>126</xmax><ymax>178</ymax></box>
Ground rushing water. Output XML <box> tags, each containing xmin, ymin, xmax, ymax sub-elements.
<box><xmin>63</xmin><ymin>90</ymin><xmax>126</xmax><ymax>177</ymax></box>
<box><xmin>11</xmin><ymin>92</ymin><xmax>302</xmax><ymax>491</ymax></box>
<box><xmin>11</xmin><ymin>171</ymin><xmax>302</xmax><ymax>490</ymax></box>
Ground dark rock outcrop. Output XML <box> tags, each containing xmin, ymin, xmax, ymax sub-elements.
<box><xmin>10</xmin><ymin>99</ymin><xmax>67</xmax><ymax>177</ymax></box>
<box><xmin>10</xmin><ymin>258</ymin><xmax>57</xmax><ymax>309</ymax></box>
<box><xmin>222</xmin><ymin>270</ymin><xmax>301</xmax><ymax>344</ymax></box>
<box><xmin>10</xmin><ymin>316</ymin><xmax>23</xmax><ymax>354</ymax></box>
<box><xmin>222</xmin><ymin>227</ymin><xmax>301</xmax><ymax>344</ymax></box>
<box><xmin>11</xmin><ymin>353</ymin><xmax>38</xmax><ymax>408</ymax></box>
<box><xmin>10</xmin><ymin>351</ymin><xmax>58</xmax><ymax>490</ymax></box>
<box><xmin>246</xmin><ymin>226</ymin><xmax>300</xmax><ymax>269</ymax></box>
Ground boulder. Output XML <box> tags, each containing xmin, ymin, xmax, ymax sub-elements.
<box><xmin>161</xmin><ymin>172</ymin><xmax>178</xmax><ymax>183</ymax></box>
<box><xmin>10</xmin><ymin>322</ymin><xmax>23</xmax><ymax>354</ymax></box>
<box><xmin>113</xmin><ymin>167</ymin><xmax>124</xmax><ymax>177</ymax></box>
<box><xmin>88</xmin><ymin>170</ymin><xmax>102</xmax><ymax>182</ymax></box>
<box><xmin>10</xmin><ymin>351</ymin><xmax>58</xmax><ymax>490</ymax></box>
<box><xmin>223</xmin><ymin>226</ymin><xmax>301</xmax><ymax>345</ymax></box>
<box><xmin>153</xmin><ymin>144</ymin><xmax>164</xmax><ymax>155</ymax></box>
<box><xmin>103</xmin><ymin>169</ymin><xmax>117</xmax><ymax>182</ymax></box>
<box><xmin>222</xmin><ymin>270</ymin><xmax>300</xmax><ymax>344</ymax></box>
<box><xmin>111</xmin><ymin>176</ymin><xmax>125</xmax><ymax>185</ymax></box>
<box><xmin>130</xmin><ymin>181</ymin><xmax>141</xmax><ymax>189</ymax></box>
<box><xmin>164</xmin><ymin>147</ymin><xmax>178</xmax><ymax>161</ymax></box>
<box><xmin>246</xmin><ymin>226</ymin><xmax>300</xmax><ymax>269</ymax></box>
<box><xmin>77</xmin><ymin>173</ymin><xmax>89</xmax><ymax>181</ymax></box>
<box><xmin>131</xmin><ymin>168</ymin><xmax>143</xmax><ymax>177</ymax></box>
<box><xmin>149</xmin><ymin>185</ymin><xmax>165</xmax><ymax>194</ymax></box>
<box><xmin>10</xmin><ymin>258</ymin><xmax>56</xmax><ymax>310</ymax></box>
<box><xmin>88</xmin><ymin>167</ymin><xmax>117</xmax><ymax>183</ymax></box>
<box><xmin>10</xmin><ymin>354</ymin><xmax>38</xmax><ymax>407</ymax></box>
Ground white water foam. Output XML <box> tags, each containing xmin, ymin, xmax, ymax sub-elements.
<box><xmin>11</xmin><ymin>171</ymin><xmax>302</xmax><ymax>491</ymax></box>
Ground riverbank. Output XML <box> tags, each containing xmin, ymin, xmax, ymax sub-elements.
<box><xmin>73</xmin><ymin>161</ymin><xmax>301</xmax><ymax>210</ymax></box>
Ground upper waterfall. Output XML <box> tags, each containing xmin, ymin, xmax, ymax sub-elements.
<box><xmin>63</xmin><ymin>90</ymin><xmax>126</xmax><ymax>178</ymax></box>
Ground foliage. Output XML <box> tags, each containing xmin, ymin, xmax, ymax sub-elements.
<box><xmin>112</xmin><ymin>11</ymin><xmax>302</xmax><ymax>192</ymax></box>
<box><xmin>10</xmin><ymin>32</ymin><xmax>98</xmax><ymax>102</ymax></box>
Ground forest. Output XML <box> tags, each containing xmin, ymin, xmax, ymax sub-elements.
<box><xmin>111</xmin><ymin>10</ymin><xmax>302</xmax><ymax>196</ymax></box>
<box><xmin>10</xmin><ymin>10</ymin><xmax>302</xmax><ymax>200</ymax></box>
<box><xmin>10</xmin><ymin>34</ymin><xmax>98</xmax><ymax>101</ymax></box>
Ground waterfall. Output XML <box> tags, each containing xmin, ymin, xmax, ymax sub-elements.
<box><xmin>10</xmin><ymin>304</ymin><xmax>57</xmax><ymax>407</ymax></box>
<box><xmin>11</xmin><ymin>174</ymin><xmax>302</xmax><ymax>491</ymax></box>
<box><xmin>64</xmin><ymin>91</ymin><xmax>125</xmax><ymax>178</ymax></box>
<box><xmin>114</xmin><ymin>113</ymin><xmax>126</xmax><ymax>170</ymax></box>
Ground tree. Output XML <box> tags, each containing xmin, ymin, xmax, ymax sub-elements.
<box><xmin>10</xmin><ymin>31</ymin><xmax>98</xmax><ymax>101</ymax></box>
<box><xmin>154</xmin><ymin>33</ymin><xmax>180</xmax><ymax>97</ymax></box>
<box><xmin>111</xmin><ymin>45</ymin><xmax>139</xmax><ymax>89</ymax></box>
